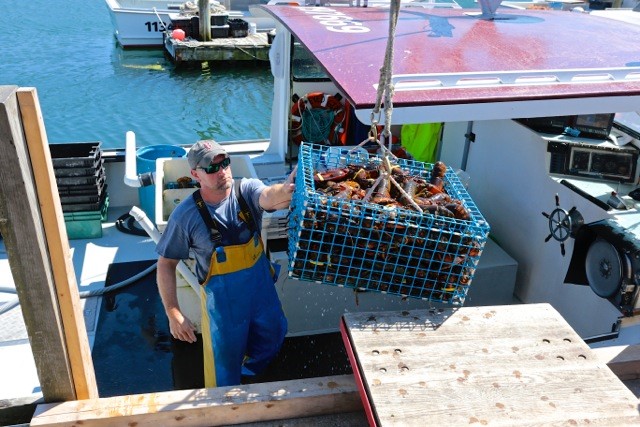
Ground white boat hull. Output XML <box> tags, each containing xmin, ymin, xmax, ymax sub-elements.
<box><xmin>105</xmin><ymin>0</ymin><xmax>275</xmax><ymax>47</ymax></box>
<box><xmin>106</xmin><ymin>2</ymin><xmax>173</xmax><ymax>47</ymax></box>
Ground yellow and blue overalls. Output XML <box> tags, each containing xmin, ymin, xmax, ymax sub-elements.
<box><xmin>194</xmin><ymin>185</ymin><xmax>287</xmax><ymax>387</ymax></box>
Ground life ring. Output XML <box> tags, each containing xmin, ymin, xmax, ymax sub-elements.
<box><xmin>290</xmin><ymin>92</ymin><xmax>346</xmax><ymax>146</ymax></box>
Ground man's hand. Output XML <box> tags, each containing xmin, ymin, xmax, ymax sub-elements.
<box><xmin>167</xmin><ymin>308</ymin><xmax>197</xmax><ymax>343</ymax></box>
<box><xmin>157</xmin><ymin>256</ymin><xmax>197</xmax><ymax>343</ymax></box>
<box><xmin>284</xmin><ymin>166</ymin><xmax>297</xmax><ymax>193</ymax></box>
<box><xmin>260</xmin><ymin>166</ymin><xmax>298</xmax><ymax>211</ymax></box>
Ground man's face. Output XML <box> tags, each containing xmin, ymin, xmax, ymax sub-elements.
<box><xmin>192</xmin><ymin>154</ymin><xmax>232</xmax><ymax>192</ymax></box>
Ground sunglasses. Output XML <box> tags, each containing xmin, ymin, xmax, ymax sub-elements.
<box><xmin>200</xmin><ymin>157</ymin><xmax>231</xmax><ymax>174</ymax></box>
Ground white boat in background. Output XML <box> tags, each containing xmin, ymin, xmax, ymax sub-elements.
<box><xmin>104</xmin><ymin>0</ymin><xmax>276</xmax><ymax>47</ymax></box>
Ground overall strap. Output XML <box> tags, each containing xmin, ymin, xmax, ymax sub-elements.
<box><xmin>234</xmin><ymin>179</ymin><xmax>259</xmax><ymax>234</ymax></box>
<box><xmin>235</xmin><ymin>180</ymin><xmax>272</xmax><ymax>259</ymax></box>
<box><xmin>192</xmin><ymin>190</ymin><xmax>222</xmax><ymax>243</ymax></box>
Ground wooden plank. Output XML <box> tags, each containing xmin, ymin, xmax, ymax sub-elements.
<box><xmin>30</xmin><ymin>374</ymin><xmax>362</xmax><ymax>427</ymax></box>
<box><xmin>593</xmin><ymin>344</ymin><xmax>640</xmax><ymax>380</ymax></box>
<box><xmin>0</xmin><ymin>86</ymin><xmax>76</xmax><ymax>401</ymax></box>
<box><xmin>342</xmin><ymin>304</ymin><xmax>640</xmax><ymax>426</ymax></box>
<box><xmin>16</xmin><ymin>88</ymin><xmax>98</xmax><ymax>400</ymax></box>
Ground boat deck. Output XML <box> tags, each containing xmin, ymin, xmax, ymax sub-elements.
<box><xmin>2</xmin><ymin>207</ymin><xmax>639</xmax><ymax>424</ymax></box>
<box><xmin>0</xmin><ymin>206</ymin><xmax>158</xmax><ymax>401</ymax></box>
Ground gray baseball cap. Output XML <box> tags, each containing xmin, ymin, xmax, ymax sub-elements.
<box><xmin>187</xmin><ymin>140</ymin><xmax>228</xmax><ymax>169</ymax></box>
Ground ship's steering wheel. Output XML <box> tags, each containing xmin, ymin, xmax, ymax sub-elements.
<box><xmin>542</xmin><ymin>194</ymin><xmax>584</xmax><ymax>256</ymax></box>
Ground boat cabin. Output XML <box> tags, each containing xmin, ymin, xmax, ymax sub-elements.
<box><xmin>254</xmin><ymin>4</ymin><xmax>640</xmax><ymax>341</ymax></box>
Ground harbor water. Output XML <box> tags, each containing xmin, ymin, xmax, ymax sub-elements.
<box><xmin>0</xmin><ymin>0</ymin><xmax>274</xmax><ymax>150</ymax></box>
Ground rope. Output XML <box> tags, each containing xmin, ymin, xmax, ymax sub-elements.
<box><xmin>234</xmin><ymin>46</ymin><xmax>264</xmax><ymax>61</ymax></box>
<box><xmin>302</xmin><ymin>109</ymin><xmax>335</xmax><ymax>144</ymax></box>
<box><xmin>359</xmin><ymin>0</ymin><xmax>406</xmax><ymax>207</ymax></box>
<box><xmin>371</xmin><ymin>0</ymin><xmax>401</xmax><ymax>149</ymax></box>
<box><xmin>152</xmin><ymin>7</ymin><xmax>167</xmax><ymax>31</ymax></box>
<box><xmin>0</xmin><ymin>299</ymin><xmax>19</xmax><ymax>316</ymax></box>
<box><xmin>180</xmin><ymin>1</ymin><xmax>227</xmax><ymax>15</ymax></box>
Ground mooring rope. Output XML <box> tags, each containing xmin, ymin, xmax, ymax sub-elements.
<box><xmin>152</xmin><ymin>7</ymin><xmax>167</xmax><ymax>31</ymax></box>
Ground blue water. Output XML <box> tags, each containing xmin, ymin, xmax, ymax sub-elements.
<box><xmin>0</xmin><ymin>0</ymin><xmax>274</xmax><ymax>149</ymax></box>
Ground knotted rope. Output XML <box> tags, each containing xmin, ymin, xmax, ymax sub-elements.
<box><xmin>372</xmin><ymin>0</ymin><xmax>400</xmax><ymax>150</ymax></box>
<box><xmin>354</xmin><ymin>0</ymin><xmax>422</xmax><ymax>212</ymax></box>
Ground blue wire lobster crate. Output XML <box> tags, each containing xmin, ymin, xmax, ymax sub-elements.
<box><xmin>287</xmin><ymin>143</ymin><xmax>490</xmax><ymax>305</ymax></box>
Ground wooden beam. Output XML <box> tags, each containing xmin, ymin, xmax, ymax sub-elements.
<box><xmin>0</xmin><ymin>86</ymin><xmax>77</xmax><ymax>401</ymax></box>
<box><xmin>30</xmin><ymin>375</ymin><xmax>362</xmax><ymax>426</ymax></box>
<box><xmin>592</xmin><ymin>344</ymin><xmax>640</xmax><ymax>380</ymax></box>
<box><xmin>17</xmin><ymin>88</ymin><xmax>98</xmax><ymax>400</ymax></box>
<box><xmin>198</xmin><ymin>0</ymin><xmax>211</xmax><ymax>41</ymax></box>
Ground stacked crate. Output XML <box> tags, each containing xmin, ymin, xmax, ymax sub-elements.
<box><xmin>49</xmin><ymin>142</ymin><xmax>108</xmax><ymax>239</ymax></box>
<box><xmin>227</xmin><ymin>19</ymin><xmax>248</xmax><ymax>38</ymax></box>
<box><xmin>168</xmin><ymin>13</ymin><xmax>231</xmax><ymax>40</ymax></box>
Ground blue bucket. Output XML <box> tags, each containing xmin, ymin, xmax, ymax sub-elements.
<box><xmin>136</xmin><ymin>144</ymin><xmax>187</xmax><ymax>223</ymax></box>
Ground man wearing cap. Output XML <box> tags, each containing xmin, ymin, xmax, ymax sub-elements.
<box><xmin>156</xmin><ymin>139</ymin><xmax>295</xmax><ymax>388</ymax></box>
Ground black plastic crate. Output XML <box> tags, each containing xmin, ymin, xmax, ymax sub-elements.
<box><xmin>59</xmin><ymin>179</ymin><xmax>106</xmax><ymax>204</ymax></box>
<box><xmin>62</xmin><ymin>187</ymin><xmax>108</xmax><ymax>213</ymax></box>
<box><xmin>55</xmin><ymin>166</ymin><xmax>104</xmax><ymax>187</ymax></box>
<box><xmin>228</xmin><ymin>19</ymin><xmax>248</xmax><ymax>38</ymax></box>
<box><xmin>54</xmin><ymin>157</ymin><xmax>103</xmax><ymax>178</ymax></box>
<box><xmin>49</xmin><ymin>142</ymin><xmax>101</xmax><ymax>168</ymax></box>
<box><xmin>60</xmin><ymin>187</ymin><xmax>106</xmax><ymax>205</ymax></box>
<box><xmin>588</xmin><ymin>0</ymin><xmax>612</xmax><ymax>9</ymax></box>
<box><xmin>211</xmin><ymin>13</ymin><xmax>229</xmax><ymax>26</ymax></box>
<box><xmin>58</xmin><ymin>175</ymin><xmax>106</xmax><ymax>197</ymax></box>
<box><xmin>212</xmin><ymin>24</ymin><xmax>230</xmax><ymax>38</ymax></box>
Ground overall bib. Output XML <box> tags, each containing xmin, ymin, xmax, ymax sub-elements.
<box><xmin>197</xmin><ymin>189</ymin><xmax>287</xmax><ymax>387</ymax></box>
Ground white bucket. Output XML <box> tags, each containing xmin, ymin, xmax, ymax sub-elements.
<box><xmin>249</xmin><ymin>22</ymin><xmax>257</xmax><ymax>35</ymax></box>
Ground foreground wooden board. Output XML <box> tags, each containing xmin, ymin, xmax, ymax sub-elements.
<box><xmin>341</xmin><ymin>303</ymin><xmax>640</xmax><ymax>426</ymax></box>
<box><xmin>30</xmin><ymin>375</ymin><xmax>361</xmax><ymax>426</ymax></box>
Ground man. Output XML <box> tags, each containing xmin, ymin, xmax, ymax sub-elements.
<box><xmin>156</xmin><ymin>139</ymin><xmax>295</xmax><ymax>388</ymax></box>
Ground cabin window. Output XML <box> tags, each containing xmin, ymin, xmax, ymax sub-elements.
<box><xmin>291</xmin><ymin>38</ymin><xmax>329</xmax><ymax>81</ymax></box>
